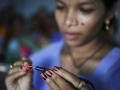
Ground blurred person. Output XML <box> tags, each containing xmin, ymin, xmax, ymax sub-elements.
<box><xmin>33</xmin><ymin>33</ymin><xmax>49</xmax><ymax>48</ymax></box>
<box><xmin>27</xmin><ymin>9</ymin><xmax>61</xmax><ymax>52</ymax></box>
<box><xmin>31</xmin><ymin>9</ymin><xmax>61</xmax><ymax>44</ymax></box>
<box><xmin>0</xmin><ymin>23</ymin><xmax>10</xmax><ymax>90</ymax></box>
<box><xmin>5</xmin><ymin>0</ymin><xmax>120</xmax><ymax>90</ymax></box>
<box><xmin>0</xmin><ymin>24</ymin><xmax>7</xmax><ymax>62</ymax></box>
<box><xmin>5</xmin><ymin>14</ymin><xmax>26</xmax><ymax>64</ymax></box>
<box><xmin>30</xmin><ymin>11</ymin><xmax>50</xmax><ymax>49</ymax></box>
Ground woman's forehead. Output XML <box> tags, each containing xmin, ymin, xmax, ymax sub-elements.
<box><xmin>56</xmin><ymin>0</ymin><xmax>101</xmax><ymax>5</ymax></box>
<box><xmin>56</xmin><ymin>0</ymin><xmax>98</xmax><ymax>3</ymax></box>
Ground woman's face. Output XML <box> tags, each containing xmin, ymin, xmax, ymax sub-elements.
<box><xmin>55</xmin><ymin>0</ymin><xmax>107</xmax><ymax>47</ymax></box>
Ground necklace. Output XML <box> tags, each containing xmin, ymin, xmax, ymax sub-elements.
<box><xmin>66</xmin><ymin>42</ymin><xmax>105</xmax><ymax>69</ymax></box>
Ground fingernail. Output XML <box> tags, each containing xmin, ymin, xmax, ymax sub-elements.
<box><xmin>41</xmin><ymin>73</ymin><xmax>47</xmax><ymax>80</ymax></box>
<box><xmin>43</xmin><ymin>73</ymin><xmax>48</xmax><ymax>79</ymax></box>
<box><xmin>54</xmin><ymin>66</ymin><xmax>61</xmax><ymax>69</ymax></box>
<box><xmin>51</xmin><ymin>68</ymin><xmax>57</xmax><ymax>71</ymax></box>
<box><xmin>52</xmin><ymin>66</ymin><xmax>61</xmax><ymax>71</ymax></box>
<box><xmin>48</xmin><ymin>70</ymin><xmax>53</xmax><ymax>75</ymax></box>
<box><xmin>23</xmin><ymin>63</ymin><xmax>32</xmax><ymax>72</ymax></box>
<box><xmin>42</xmin><ymin>76</ymin><xmax>46</xmax><ymax>80</ymax></box>
<box><xmin>46</xmin><ymin>71</ymin><xmax>52</xmax><ymax>77</ymax></box>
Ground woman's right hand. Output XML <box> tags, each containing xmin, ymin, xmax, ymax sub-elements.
<box><xmin>5</xmin><ymin>60</ymin><xmax>32</xmax><ymax>90</ymax></box>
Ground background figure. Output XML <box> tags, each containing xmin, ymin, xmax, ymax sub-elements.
<box><xmin>0</xmin><ymin>24</ymin><xmax>7</xmax><ymax>62</ymax></box>
<box><xmin>5</xmin><ymin>14</ymin><xmax>25</xmax><ymax>64</ymax></box>
<box><xmin>0</xmin><ymin>0</ymin><xmax>120</xmax><ymax>90</ymax></box>
<box><xmin>0</xmin><ymin>2</ymin><xmax>61</xmax><ymax>89</ymax></box>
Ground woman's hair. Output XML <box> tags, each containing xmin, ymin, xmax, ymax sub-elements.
<box><xmin>102</xmin><ymin>0</ymin><xmax>118</xmax><ymax>10</ymax></box>
<box><xmin>100</xmin><ymin>0</ymin><xmax>119</xmax><ymax>46</ymax></box>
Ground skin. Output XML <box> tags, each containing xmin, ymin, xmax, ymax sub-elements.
<box><xmin>5</xmin><ymin>61</ymin><xmax>32</xmax><ymax>90</ymax></box>
<box><xmin>44</xmin><ymin>0</ymin><xmax>115</xmax><ymax>89</ymax></box>
<box><xmin>55</xmin><ymin>0</ymin><xmax>105</xmax><ymax>47</ymax></box>
<box><xmin>5</xmin><ymin>0</ymin><xmax>116</xmax><ymax>90</ymax></box>
<box><xmin>55</xmin><ymin>0</ymin><xmax>114</xmax><ymax>74</ymax></box>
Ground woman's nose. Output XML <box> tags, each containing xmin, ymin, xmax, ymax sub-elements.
<box><xmin>64</xmin><ymin>10</ymin><xmax>78</xmax><ymax>27</ymax></box>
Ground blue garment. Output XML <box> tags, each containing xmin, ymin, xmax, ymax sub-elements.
<box><xmin>30</xmin><ymin>40</ymin><xmax>120</xmax><ymax>90</ymax></box>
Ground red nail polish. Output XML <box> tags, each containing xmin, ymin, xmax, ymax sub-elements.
<box><xmin>46</xmin><ymin>73</ymin><xmax>52</xmax><ymax>77</ymax></box>
<box><xmin>41</xmin><ymin>73</ymin><xmax>47</xmax><ymax>80</ymax></box>
<box><xmin>54</xmin><ymin>66</ymin><xmax>61</xmax><ymax>70</ymax></box>
<box><xmin>51</xmin><ymin>68</ymin><xmax>58</xmax><ymax>71</ymax></box>
<box><xmin>45</xmin><ymin>71</ymin><xmax>52</xmax><ymax>77</ymax></box>
<box><xmin>23</xmin><ymin>62</ymin><xmax>32</xmax><ymax>72</ymax></box>
<box><xmin>43</xmin><ymin>73</ymin><xmax>48</xmax><ymax>79</ymax></box>
<box><xmin>42</xmin><ymin>76</ymin><xmax>46</xmax><ymax>80</ymax></box>
<box><xmin>51</xmin><ymin>66</ymin><xmax>60</xmax><ymax>72</ymax></box>
<box><xmin>48</xmin><ymin>71</ymin><xmax>53</xmax><ymax>75</ymax></box>
<box><xmin>41</xmin><ymin>74</ymin><xmax>46</xmax><ymax>80</ymax></box>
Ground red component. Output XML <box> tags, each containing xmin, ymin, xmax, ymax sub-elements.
<box><xmin>19</xmin><ymin>44</ymin><xmax>32</xmax><ymax>57</ymax></box>
<box><xmin>23</xmin><ymin>62</ymin><xmax>32</xmax><ymax>72</ymax></box>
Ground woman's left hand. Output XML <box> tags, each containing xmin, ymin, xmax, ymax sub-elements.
<box><xmin>40</xmin><ymin>66</ymin><xmax>92</xmax><ymax>90</ymax></box>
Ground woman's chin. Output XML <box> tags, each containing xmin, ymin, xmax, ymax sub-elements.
<box><xmin>65</xmin><ymin>40</ymin><xmax>83</xmax><ymax>48</ymax></box>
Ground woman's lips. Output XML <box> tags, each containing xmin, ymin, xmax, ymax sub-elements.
<box><xmin>64</xmin><ymin>32</ymin><xmax>81</xmax><ymax>40</ymax></box>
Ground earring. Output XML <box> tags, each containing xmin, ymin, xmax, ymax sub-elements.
<box><xmin>105</xmin><ymin>20</ymin><xmax>110</xmax><ymax>31</ymax></box>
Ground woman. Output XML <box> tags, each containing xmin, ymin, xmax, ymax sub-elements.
<box><xmin>5</xmin><ymin>0</ymin><xmax>120</xmax><ymax>90</ymax></box>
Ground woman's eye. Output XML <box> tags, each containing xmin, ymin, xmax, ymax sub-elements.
<box><xmin>80</xmin><ymin>8</ymin><xmax>94</xmax><ymax>14</ymax></box>
<box><xmin>56</xmin><ymin>5</ymin><xmax>65</xmax><ymax>11</ymax></box>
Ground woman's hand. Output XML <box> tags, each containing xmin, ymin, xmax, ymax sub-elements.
<box><xmin>5</xmin><ymin>60</ymin><xmax>32</xmax><ymax>90</ymax></box>
<box><xmin>40</xmin><ymin>66</ymin><xmax>93</xmax><ymax>90</ymax></box>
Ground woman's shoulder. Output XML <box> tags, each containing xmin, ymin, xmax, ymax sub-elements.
<box><xmin>29</xmin><ymin>40</ymin><xmax>64</xmax><ymax>66</ymax></box>
<box><xmin>104</xmin><ymin>49</ymin><xmax>120</xmax><ymax>90</ymax></box>
<box><xmin>93</xmin><ymin>47</ymin><xmax>120</xmax><ymax>77</ymax></box>
<box><xmin>107</xmin><ymin>47</ymin><xmax>120</xmax><ymax>74</ymax></box>
<box><xmin>91</xmin><ymin>47</ymin><xmax>120</xmax><ymax>90</ymax></box>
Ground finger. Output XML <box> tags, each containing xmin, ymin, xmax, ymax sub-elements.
<box><xmin>8</xmin><ymin>61</ymin><xmax>23</xmax><ymax>72</ymax></box>
<box><xmin>8</xmin><ymin>60</ymin><xmax>26</xmax><ymax>75</ymax></box>
<box><xmin>40</xmin><ymin>73</ymin><xmax>61</xmax><ymax>90</ymax></box>
<box><xmin>8</xmin><ymin>66</ymin><xmax>22</xmax><ymax>75</ymax></box>
<box><xmin>48</xmin><ymin>70</ymin><xmax>74</xmax><ymax>90</ymax></box>
<box><xmin>13</xmin><ymin>65</ymin><xmax>32</xmax><ymax>79</ymax></box>
<box><xmin>52</xmin><ymin>66</ymin><xmax>80</xmax><ymax>88</ymax></box>
<box><xmin>13</xmin><ymin>61</ymin><xmax>23</xmax><ymax>67</ymax></box>
<box><xmin>17</xmin><ymin>72</ymin><xmax>32</xmax><ymax>89</ymax></box>
<box><xmin>13</xmin><ymin>59</ymin><xmax>32</xmax><ymax>67</ymax></box>
<box><xmin>10</xmin><ymin>60</ymin><xmax>32</xmax><ymax>73</ymax></box>
<box><xmin>6</xmin><ymin>71</ymin><xmax>26</xmax><ymax>83</ymax></box>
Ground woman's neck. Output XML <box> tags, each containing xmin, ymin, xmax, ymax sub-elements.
<box><xmin>64</xmin><ymin>38</ymin><xmax>104</xmax><ymax>58</ymax></box>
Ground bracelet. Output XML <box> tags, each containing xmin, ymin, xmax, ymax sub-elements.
<box><xmin>78</xmin><ymin>81</ymin><xmax>86</xmax><ymax>89</ymax></box>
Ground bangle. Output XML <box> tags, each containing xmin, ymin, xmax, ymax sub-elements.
<box><xmin>78</xmin><ymin>81</ymin><xmax>86</xmax><ymax>89</ymax></box>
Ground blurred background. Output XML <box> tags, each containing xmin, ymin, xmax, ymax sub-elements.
<box><xmin>0</xmin><ymin>0</ymin><xmax>120</xmax><ymax>90</ymax></box>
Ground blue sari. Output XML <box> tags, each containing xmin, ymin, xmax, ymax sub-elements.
<box><xmin>30</xmin><ymin>40</ymin><xmax>120</xmax><ymax>90</ymax></box>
